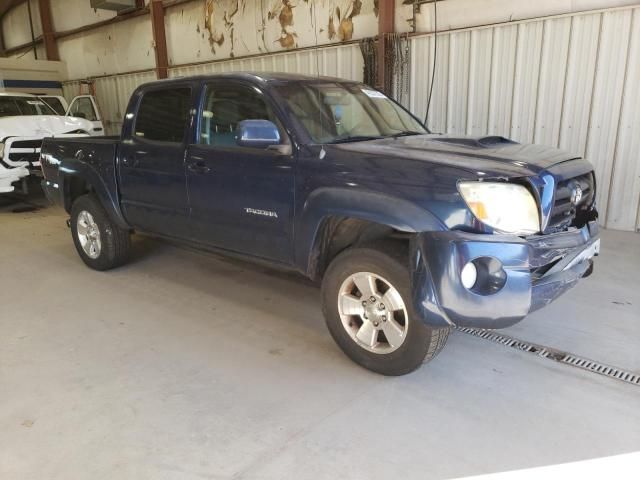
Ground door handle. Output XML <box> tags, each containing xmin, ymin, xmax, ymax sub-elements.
<box><xmin>187</xmin><ymin>160</ymin><xmax>211</xmax><ymax>174</ymax></box>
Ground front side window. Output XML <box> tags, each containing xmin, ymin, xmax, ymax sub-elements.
<box><xmin>39</xmin><ymin>97</ymin><xmax>66</xmax><ymax>115</ymax></box>
<box><xmin>0</xmin><ymin>96</ymin><xmax>57</xmax><ymax>117</ymax></box>
<box><xmin>199</xmin><ymin>83</ymin><xmax>281</xmax><ymax>147</ymax></box>
<box><xmin>274</xmin><ymin>82</ymin><xmax>427</xmax><ymax>143</ymax></box>
<box><xmin>134</xmin><ymin>88</ymin><xmax>191</xmax><ymax>143</ymax></box>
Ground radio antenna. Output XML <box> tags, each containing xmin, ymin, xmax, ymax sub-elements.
<box><xmin>312</xmin><ymin>2</ymin><xmax>326</xmax><ymax>157</ymax></box>
<box><xmin>424</xmin><ymin>0</ymin><xmax>438</xmax><ymax>128</ymax></box>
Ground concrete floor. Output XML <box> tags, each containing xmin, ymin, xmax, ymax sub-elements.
<box><xmin>1</xmin><ymin>196</ymin><xmax>639</xmax><ymax>480</ymax></box>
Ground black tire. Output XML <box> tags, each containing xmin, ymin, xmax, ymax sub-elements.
<box><xmin>70</xmin><ymin>194</ymin><xmax>131</xmax><ymax>271</ymax></box>
<box><xmin>321</xmin><ymin>245</ymin><xmax>450</xmax><ymax>376</ymax></box>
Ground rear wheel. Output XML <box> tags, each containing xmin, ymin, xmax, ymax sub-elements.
<box><xmin>70</xmin><ymin>194</ymin><xmax>131</xmax><ymax>271</ymax></box>
<box><xmin>322</xmin><ymin>245</ymin><xmax>449</xmax><ymax>375</ymax></box>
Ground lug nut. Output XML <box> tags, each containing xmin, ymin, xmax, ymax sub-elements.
<box><xmin>369</xmin><ymin>296</ymin><xmax>376</xmax><ymax>303</ymax></box>
<box><xmin>373</xmin><ymin>321</ymin><xmax>379</xmax><ymax>327</ymax></box>
<box><xmin>381</xmin><ymin>316</ymin><xmax>387</xmax><ymax>322</ymax></box>
<box><xmin>362</xmin><ymin>301</ymin><xmax>367</xmax><ymax>306</ymax></box>
<box><xmin>378</xmin><ymin>303</ymin><xmax>385</xmax><ymax>310</ymax></box>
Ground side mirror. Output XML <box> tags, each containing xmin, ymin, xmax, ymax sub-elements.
<box><xmin>236</xmin><ymin>119</ymin><xmax>280</xmax><ymax>149</ymax></box>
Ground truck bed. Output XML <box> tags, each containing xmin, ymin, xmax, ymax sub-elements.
<box><xmin>40</xmin><ymin>136</ymin><xmax>121</xmax><ymax>210</ymax></box>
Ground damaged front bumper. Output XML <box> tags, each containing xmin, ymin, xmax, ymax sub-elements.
<box><xmin>410</xmin><ymin>221</ymin><xmax>600</xmax><ymax>329</ymax></box>
<box><xmin>0</xmin><ymin>165</ymin><xmax>30</xmax><ymax>194</ymax></box>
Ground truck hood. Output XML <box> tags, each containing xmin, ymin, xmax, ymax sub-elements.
<box><xmin>0</xmin><ymin>115</ymin><xmax>94</xmax><ymax>140</ymax></box>
<box><xmin>333</xmin><ymin>134</ymin><xmax>581</xmax><ymax>179</ymax></box>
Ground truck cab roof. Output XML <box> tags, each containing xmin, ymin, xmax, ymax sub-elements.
<box><xmin>145</xmin><ymin>72</ymin><xmax>357</xmax><ymax>88</ymax></box>
<box><xmin>0</xmin><ymin>91</ymin><xmax>37</xmax><ymax>97</ymax></box>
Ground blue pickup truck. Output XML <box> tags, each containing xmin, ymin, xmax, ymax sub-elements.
<box><xmin>40</xmin><ymin>73</ymin><xmax>600</xmax><ymax>375</ymax></box>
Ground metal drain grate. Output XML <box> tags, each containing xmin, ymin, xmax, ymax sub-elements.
<box><xmin>457</xmin><ymin>327</ymin><xmax>640</xmax><ymax>387</ymax></box>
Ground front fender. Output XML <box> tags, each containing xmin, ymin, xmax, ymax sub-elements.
<box><xmin>296</xmin><ymin>187</ymin><xmax>447</xmax><ymax>274</ymax></box>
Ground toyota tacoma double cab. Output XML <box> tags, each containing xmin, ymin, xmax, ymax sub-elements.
<box><xmin>40</xmin><ymin>73</ymin><xmax>600</xmax><ymax>375</ymax></box>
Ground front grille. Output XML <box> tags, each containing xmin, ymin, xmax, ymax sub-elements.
<box><xmin>10</xmin><ymin>139</ymin><xmax>42</xmax><ymax>149</ymax></box>
<box><xmin>546</xmin><ymin>172</ymin><xmax>595</xmax><ymax>232</ymax></box>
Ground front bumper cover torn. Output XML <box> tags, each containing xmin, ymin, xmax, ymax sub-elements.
<box><xmin>410</xmin><ymin>221</ymin><xmax>600</xmax><ymax>329</ymax></box>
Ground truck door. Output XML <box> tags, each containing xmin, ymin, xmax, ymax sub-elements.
<box><xmin>66</xmin><ymin>95</ymin><xmax>104</xmax><ymax>134</ymax></box>
<box><xmin>118</xmin><ymin>85</ymin><xmax>193</xmax><ymax>239</ymax></box>
<box><xmin>185</xmin><ymin>80</ymin><xmax>295</xmax><ymax>264</ymax></box>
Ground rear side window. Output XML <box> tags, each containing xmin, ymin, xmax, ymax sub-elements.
<box><xmin>134</xmin><ymin>88</ymin><xmax>191</xmax><ymax>143</ymax></box>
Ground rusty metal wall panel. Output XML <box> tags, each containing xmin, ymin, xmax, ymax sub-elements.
<box><xmin>408</xmin><ymin>6</ymin><xmax>640</xmax><ymax>231</ymax></box>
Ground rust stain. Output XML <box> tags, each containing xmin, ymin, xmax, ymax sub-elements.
<box><xmin>203</xmin><ymin>0</ymin><xmax>244</xmax><ymax>56</ymax></box>
<box><xmin>277</xmin><ymin>31</ymin><xmax>297</xmax><ymax>48</ymax></box>
<box><xmin>338</xmin><ymin>18</ymin><xmax>353</xmax><ymax>41</ymax></box>
<box><xmin>338</xmin><ymin>0</ymin><xmax>363</xmax><ymax>42</ymax></box>
<box><xmin>350</xmin><ymin>0</ymin><xmax>362</xmax><ymax>17</ymax></box>
<box><xmin>279</xmin><ymin>0</ymin><xmax>294</xmax><ymax>28</ymax></box>
<box><xmin>328</xmin><ymin>14</ymin><xmax>336</xmax><ymax>40</ymax></box>
<box><xmin>270</xmin><ymin>0</ymin><xmax>297</xmax><ymax>50</ymax></box>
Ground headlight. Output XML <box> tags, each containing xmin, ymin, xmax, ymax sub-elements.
<box><xmin>458</xmin><ymin>181</ymin><xmax>540</xmax><ymax>235</ymax></box>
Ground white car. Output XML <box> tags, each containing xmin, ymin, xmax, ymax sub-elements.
<box><xmin>0</xmin><ymin>92</ymin><xmax>103</xmax><ymax>193</ymax></box>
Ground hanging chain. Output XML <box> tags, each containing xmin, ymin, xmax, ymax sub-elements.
<box><xmin>387</xmin><ymin>33</ymin><xmax>410</xmax><ymax>103</ymax></box>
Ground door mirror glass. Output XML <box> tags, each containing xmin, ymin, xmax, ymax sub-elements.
<box><xmin>236</xmin><ymin>120</ymin><xmax>280</xmax><ymax>149</ymax></box>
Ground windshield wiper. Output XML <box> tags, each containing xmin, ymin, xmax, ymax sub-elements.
<box><xmin>328</xmin><ymin>135</ymin><xmax>383</xmax><ymax>144</ymax></box>
<box><xmin>389</xmin><ymin>130</ymin><xmax>424</xmax><ymax>138</ymax></box>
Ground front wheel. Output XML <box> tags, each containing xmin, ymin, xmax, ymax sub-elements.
<box><xmin>321</xmin><ymin>245</ymin><xmax>449</xmax><ymax>375</ymax></box>
<box><xmin>70</xmin><ymin>194</ymin><xmax>131</xmax><ymax>271</ymax></box>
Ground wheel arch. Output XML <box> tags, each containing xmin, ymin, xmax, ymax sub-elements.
<box><xmin>61</xmin><ymin>167</ymin><xmax>128</xmax><ymax>230</ymax></box>
<box><xmin>296</xmin><ymin>188</ymin><xmax>447</xmax><ymax>280</ymax></box>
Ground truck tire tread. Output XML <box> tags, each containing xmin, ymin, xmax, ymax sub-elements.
<box><xmin>70</xmin><ymin>194</ymin><xmax>131</xmax><ymax>271</ymax></box>
<box><xmin>322</xmin><ymin>244</ymin><xmax>450</xmax><ymax>376</ymax></box>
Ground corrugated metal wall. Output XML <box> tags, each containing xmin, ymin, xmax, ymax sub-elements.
<box><xmin>168</xmin><ymin>43</ymin><xmax>363</xmax><ymax>81</ymax></box>
<box><xmin>62</xmin><ymin>43</ymin><xmax>362</xmax><ymax>136</ymax></box>
<box><xmin>408</xmin><ymin>6</ymin><xmax>640</xmax><ymax>231</ymax></box>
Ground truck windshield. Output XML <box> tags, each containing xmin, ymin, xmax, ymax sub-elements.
<box><xmin>275</xmin><ymin>82</ymin><xmax>427</xmax><ymax>144</ymax></box>
<box><xmin>0</xmin><ymin>96</ymin><xmax>58</xmax><ymax>117</ymax></box>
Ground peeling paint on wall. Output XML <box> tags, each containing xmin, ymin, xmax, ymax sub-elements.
<box><xmin>161</xmin><ymin>0</ymin><xmax>377</xmax><ymax>68</ymax></box>
<box><xmin>199</xmin><ymin>0</ymin><xmax>373</xmax><ymax>57</ymax></box>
